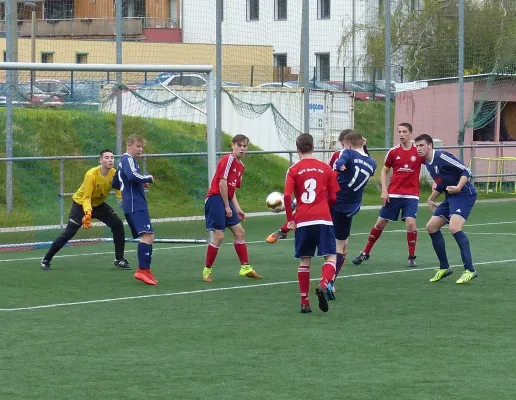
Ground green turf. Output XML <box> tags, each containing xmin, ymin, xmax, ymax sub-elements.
<box><xmin>1</xmin><ymin>201</ymin><xmax>516</xmax><ymax>399</ymax></box>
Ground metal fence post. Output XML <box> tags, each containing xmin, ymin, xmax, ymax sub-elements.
<box><xmin>59</xmin><ymin>158</ymin><xmax>65</xmax><ymax>228</ymax></box>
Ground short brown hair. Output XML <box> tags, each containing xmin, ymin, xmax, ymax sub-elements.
<box><xmin>126</xmin><ymin>134</ymin><xmax>145</xmax><ymax>147</ymax></box>
<box><xmin>338</xmin><ymin>129</ymin><xmax>354</xmax><ymax>142</ymax></box>
<box><xmin>232</xmin><ymin>134</ymin><xmax>249</xmax><ymax>146</ymax></box>
<box><xmin>296</xmin><ymin>133</ymin><xmax>314</xmax><ymax>154</ymax></box>
<box><xmin>343</xmin><ymin>132</ymin><xmax>364</xmax><ymax>148</ymax></box>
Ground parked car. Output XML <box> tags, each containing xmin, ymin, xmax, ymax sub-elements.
<box><xmin>328</xmin><ymin>81</ymin><xmax>386</xmax><ymax>101</ymax></box>
<box><xmin>157</xmin><ymin>73</ymin><xmax>245</xmax><ymax>88</ymax></box>
<box><xmin>285</xmin><ymin>80</ymin><xmax>341</xmax><ymax>91</ymax></box>
<box><xmin>255</xmin><ymin>82</ymin><xmax>297</xmax><ymax>89</ymax></box>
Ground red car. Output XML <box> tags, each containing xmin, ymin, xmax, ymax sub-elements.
<box><xmin>328</xmin><ymin>81</ymin><xmax>386</xmax><ymax>101</ymax></box>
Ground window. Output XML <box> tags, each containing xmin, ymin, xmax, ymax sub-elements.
<box><xmin>316</xmin><ymin>53</ymin><xmax>330</xmax><ymax>81</ymax></box>
<box><xmin>275</xmin><ymin>0</ymin><xmax>287</xmax><ymax>20</ymax></box>
<box><xmin>274</xmin><ymin>54</ymin><xmax>287</xmax><ymax>67</ymax></box>
<box><xmin>76</xmin><ymin>53</ymin><xmax>88</xmax><ymax>64</ymax></box>
<box><xmin>247</xmin><ymin>0</ymin><xmax>259</xmax><ymax>21</ymax></box>
<box><xmin>317</xmin><ymin>0</ymin><xmax>330</xmax><ymax>19</ymax></box>
<box><xmin>411</xmin><ymin>0</ymin><xmax>421</xmax><ymax>12</ymax></box>
<box><xmin>41</xmin><ymin>52</ymin><xmax>54</xmax><ymax>63</ymax></box>
<box><xmin>44</xmin><ymin>0</ymin><xmax>74</xmax><ymax>20</ymax></box>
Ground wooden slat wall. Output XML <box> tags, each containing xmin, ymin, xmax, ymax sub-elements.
<box><xmin>75</xmin><ymin>0</ymin><xmax>114</xmax><ymax>19</ymax></box>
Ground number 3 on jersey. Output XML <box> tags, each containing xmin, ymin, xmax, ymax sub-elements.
<box><xmin>301</xmin><ymin>178</ymin><xmax>317</xmax><ymax>203</ymax></box>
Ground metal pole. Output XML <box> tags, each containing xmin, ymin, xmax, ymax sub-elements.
<box><xmin>301</xmin><ymin>0</ymin><xmax>310</xmax><ymax>134</ymax></box>
<box><xmin>115</xmin><ymin>0</ymin><xmax>123</xmax><ymax>156</ymax></box>
<box><xmin>352</xmin><ymin>0</ymin><xmax>356</xmax><ymax>82</ymax></box>
<box><xmin>25</xmin><ymin>2</ymin><xmax>37</xmax><ymax>96</ymax></box>
<box><xmin>458</xmin><ymin>0</ymin><xmax>465</xmax><ymax>161</ymax></box>
<box><xmin>216</xmin><ymin>0</ymin><xmax>222</xmax><ymax>159</ymax></box>
<box><xmin>384</xmin><ymin>0</ymin><xmax>392</xmax><ymax>148</ymax></box>
<box><xmin>59</xmin><ymin>159</ymin><xmax>65</xmax><ymax>228</ymax></box>
<box><xmin>206</xmin><ymin>71</ymin><xmax>216</xmax><ymax>183</ymax></box>
<box><xmin>5</xmin><ymin>0</ymin><xmax>18</xmax><ymax>213</ymax></box>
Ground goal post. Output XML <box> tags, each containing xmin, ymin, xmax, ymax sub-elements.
<box><xmin>0</xmin><ymin>62</ymin><xmax>216</xmax><ymax>249</ymax></box>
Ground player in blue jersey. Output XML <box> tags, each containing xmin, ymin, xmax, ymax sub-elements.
<box><xmin>328</xmin><ymin>133</ymin><xmax>377</xmax><ymax>298</ymax></box>
<box><xmin>414</xmin><ymin>134</ymin><xmax>478</xmax><ymax>284</ymax></box>
<box><xmin>113</xmin><ymin>134</ymin><xmax>157</xmax><ymax>285</ymax></box>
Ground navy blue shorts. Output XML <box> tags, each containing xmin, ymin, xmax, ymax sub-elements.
<box><xmin>330</xmin><ymin>208</ymin><xmax>354</xmax><ymax>241</ymax></box>
<box><xmin>294</xmin><ymin>224</ymin><xmax>336</xmax><ymax>259</ymax></box>
<box><xmin>125</xmin><ymin>210</ymin><xmax>154</xmax><ymax>239</ymax></box>
<box><xmin>379</xmin><ymin>197</ymin><xmax>419</xmax><ymax>221</ymax></box>
<box><xmin>205</xmin><ymin>194</ymin><xmax>240</xmax><ymax>231</ymax></box>
<box><xmin>434</xmin><ymin>193</ymin><xmax>476</xmax><ymax>222</ymax></box>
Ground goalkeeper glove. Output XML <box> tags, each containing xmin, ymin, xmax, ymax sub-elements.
<box><xmin>82</xmin><ymin>211</ymin><xmax>92</xmax><ymax>229</ymax></box>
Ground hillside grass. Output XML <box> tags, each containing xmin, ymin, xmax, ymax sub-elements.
<box><xmin>0</xmin><ymin>105</ymin><xmax>513</xmax><ymax>226</ymax></box>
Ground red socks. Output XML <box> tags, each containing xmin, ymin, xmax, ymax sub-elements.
<box><xmin>364</xmin><ymin>226</ymin><xmax>384</xmax><ymax>254</ymax></box>
<box><xmin>234</xmin><ymin>240</ymin><xmax>249</xmax><ymax>265</ymax></box>
<box><xmin>407</xmin><ymin>230</ymin><xmax>417</xmax><ymax>257</ymax></box>
<box><xmin>205</xmin><ymin>242</ymin><xmax>219</xmax><ymax>268</ymax></box>
<box><xmin>298</xmin><ymin>265</ymin><xmax>310</xmax><ymax>305</ymax></box>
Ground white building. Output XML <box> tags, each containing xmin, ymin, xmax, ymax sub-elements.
<box><xmin>180</xmin><ymin>0</ymin><xmax>375</xmax><ymax>82</ymax></box>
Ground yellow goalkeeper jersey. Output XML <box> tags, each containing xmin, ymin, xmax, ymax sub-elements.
<box><xmin>72</xmin><ymin>166</ymin><xmax>121</xmax><ymax>213</ymax></box>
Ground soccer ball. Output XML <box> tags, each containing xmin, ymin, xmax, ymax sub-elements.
<box><xmin>266</xmin><ymin>191</ymin><xmax>285</xmax><ymax>213</ymax></box>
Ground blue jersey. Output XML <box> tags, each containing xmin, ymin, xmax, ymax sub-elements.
<box><xmin>425</xmin><ymin>150</ymin><xmax>477</xmax><ymax>197</ymax></box>
<box><xmin>333</xmin><ymin>149</ymin><xmax>377</xmax><ymax>214</ymax></box>
<box><xmin>113</xmin><ymin>153</ymin><xmax>153</xmax><ymax>214</ymax></box>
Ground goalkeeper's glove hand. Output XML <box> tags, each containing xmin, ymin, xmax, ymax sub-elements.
<box><xmin>82</xmin><ymin>211</ymin><xmax>92</xmax><ymax>229</ymax></box>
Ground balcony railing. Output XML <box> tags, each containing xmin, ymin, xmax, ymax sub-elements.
<box><xmin>0</xmin><ymin>17</ymin><xmax>178</xmax><ymax>38</ymax></box>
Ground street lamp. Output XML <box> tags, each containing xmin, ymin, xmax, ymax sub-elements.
<box><xmin>24</xmin><ymin>2</ymin><xmax>37</xmax><ymax>95</ymax></box>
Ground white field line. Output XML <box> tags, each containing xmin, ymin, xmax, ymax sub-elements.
<box><xmin>2</xmin><ymin>198</ymin><xmax>515</xmax><ymax>233</ymax></box>
<box><xmin>0</xmin><ymin>219</ymin><xmax>514</xmax><ymax>264</ymax></box>
<box><xmin>1</xmin><ymin>257</ymin><xmax>515</xmax><ymax>312</ymax></box>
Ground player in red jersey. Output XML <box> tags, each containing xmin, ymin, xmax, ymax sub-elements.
<box><xmin>265</xmin><ymin>129</ymin><xmax>355</xmax><ymax>244</ymax></box>
<box><xmin>202</xmin><ymin>134</ymin><xmax>262</xmax><ymax>282</ymax></box>
<box><xmin>352</xmin><ymin>122</ymin><xmax>426</xmax><ymax>268</ymax></box>
<box><xmin>284</xmin><ymin>133</ymin><xmax>340</xmax><ymax>313</ymax></box>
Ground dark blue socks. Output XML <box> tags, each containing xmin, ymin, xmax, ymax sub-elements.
<box><xmin>429</xmin><ymin>231</ymin><xmax>449</xmax><ymax>269</ymax></box>
<box><xmin>138</xmin><ymin>242</ymin><xmax>153</xmax><ymax>269</ymax></box>
<box><xmin>452</xmin><ymin>231</ymin><xmax>474</xmax><ymax>272</ymax></box>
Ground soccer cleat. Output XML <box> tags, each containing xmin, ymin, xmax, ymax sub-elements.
<box><xmin>202</xmin><ymin>267</ymin><xmax>213</xmax><ymax>282</ymax></box>
<box><xmin>114</xmin><ymin>259</ymin><xmax>131</xmax><ymax>270</ymax></box>
<box><xmin>315</xmin><ymin>285</ymin><xmax>329</xmax><ymax>312</ymax></box>
<box><xmin>146</xmin><ymin>269</ymin><xmax>158</xmax><ymax>284</ymax></box>
<box><xmin>266</xmin><ymin>230</ymin><xmax>288</xmax><ymax>243</ymax></box>
<box><xmin>300</xmin><ymin>304</ymin><xmax>312</xmax><ymax>313</ymax></box>
<box><xmin>429</xmin><ymin>268</ymin><xmax>453</xmax><ymax>282</ymax></box>
<box><xmin>352</xmin><ymin>251</ymin><xmax>370</xmax><ymax>265</ymax></box>
<box><xmin>326</xmin><ymin>282</ymin><xmax>336</xmax><ymax>301</ymax></box>
<box><xmin>239</xmin><ymin>264</ymin><xmax>263</xmax><ymax>279</ymax></box>
<box><xmin>408</xmin><ymin>256</ymin><xmax>417</xmax><ymax>268</ymax></box>
<box><xmin>40</xmin><ymin>260</ymin><xmax>51</xmax><ymax>271</ymax></box>
<box><xmin>456</xmin><ymin>270</ymin><xmax>478</xmax><ymax>284</ymax></box>
<box><xmin>134</xmin><ymin>269</ymin><xmax>157</xmax><ymax>285</ymax></box>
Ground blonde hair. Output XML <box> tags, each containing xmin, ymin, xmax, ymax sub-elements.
<box><xmin>126</xmin><ymin>134</ymin><xmax>145</xmax><ymax>146</ymax></box>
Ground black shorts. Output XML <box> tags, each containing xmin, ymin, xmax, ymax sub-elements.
<box><xmin>69</xmin><ymin>201</ymin><xmax>119</xmax><ymax>226</ymax></box>
<box><xmin>330</xmin><ymin>208</ymin><xmax>354</xmax><ymax>241</ymax></box>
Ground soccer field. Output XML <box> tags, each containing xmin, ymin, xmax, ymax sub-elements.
<box><xmin>1</xmin><ymin>201</ymin><xmax>516</xmax><ymax>399</ymax></box>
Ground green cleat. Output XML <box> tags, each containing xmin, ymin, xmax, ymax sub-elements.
<box><xmin>239</xmin><ymin>264</ymin><xmax>262</xmax><ymax>279</ymax></box>
<box><xmin>429</xmin><ymin>268</ymin><xmax>453</xmax><ymax>282</ymax></box>
<box><xmin>456</xmin><ymin>270</ymin><xmax>478</xmax><ymax>284</ymax></box>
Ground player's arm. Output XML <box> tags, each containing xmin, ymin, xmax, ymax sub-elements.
<box><xmin>362</xmin><ymin>136</ymin><xmax>370</xmax><ymax>156</ymax></box>
<box><xmin>335</xmin><ymin>150</ymin><xmax>350</xmax><ymax>171</ymax></box>
<box><xmin>122</xmin><ymin>157</ymin><xmax>153</xmax><ymax>184</ymax></box>
<box><xmin>380</xmin><ymin>166</ymin><xmax>391</xmax><ymax>205</ymax></box>
<box><xmin>439</xmin><ymin>152</ymin><xmax>472</xmax><ymax>194</ymax></box>
<box><xmin>218</xmin><ymin>178</ymin><xmax>232</xmax><ymax>217</ymax></box>
<box><xmin>231</xmin><ymin>192</ymin><xmax>245</xmax><ymax>221</ymax></box>
<box><xmin>427</xmin><ymin>188</ymin><xmax>442</xmax><ymax>212</ymax></box>
<box><xmin>81</xmin><ymin>172</ymin><xmax>95</xmax><ymax>229</ymax></box>
<box><xmin>284</xmin><ymin>173</ymin><xmax>296</xmax><ymax>229</ymax></box>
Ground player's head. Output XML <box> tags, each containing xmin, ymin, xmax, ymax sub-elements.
<box><xmin>397</xmin><ymin>122</ymin><xmax>413</xmax><ymax>144</ymax></box>
<box><xmin>338</xmin><ymin>129</ymin><xmax>354</xmax><ymax>147</ymax></box>
<box><xmin>231</xmin><ymin>134</ymin><xmax>249</xmax><ymax>159</ymax></box>
<box><xmin>126</xmin><ymin>135</ymin><xmax>145</xmax><ymax>157</ymax></box>
<box><xmin>343</xmin><ymin>133</ymin><xmax>365</xmax><ymax>150</ymax></box>
<box><xmin>296</xmin><ymin>133</ymin><xmax>314</xmax><ymax>155</ymax></box>
<box><xmin>99</xmin><ymin>149</ymin><xmax>114</xmax><ymax>169</ymax></box>
<box><xmin>414</xmin><ymin>134</ymin><xmax>433</xmax><ymax>159</ymax></box>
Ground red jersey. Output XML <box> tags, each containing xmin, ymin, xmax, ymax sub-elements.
<box><xmin>384</xmin><ymin>144</ymin><xmax>425</xmax><ymax>199</ymax></box>
<box><xmin>328</xmin><ymin>150</ymin><xmax>341</xmax><ymax>170</ymax></box>
<box><xmin>284</xmin><ymin>158</ymin><xmax>339</xmax><ymax>228</ymax></box>
<box><xmin>206</xmin><ymin>153</ymin><xmax>244</xmax><ymax>200</ymax></box>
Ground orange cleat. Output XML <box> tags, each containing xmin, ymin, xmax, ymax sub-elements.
<box><xmin>266</xmin><ymin>230</ymin><xmax>288</xmax><ymax>243</ymax></box>
<box><xmin>134</xmin><ymin>269</ymin><xmax>157</xmax><ymax>285</ymax></box>
<box><xmin>146</xmin><ymin>269</ymin><xmax>158</xmax><ymax>284</ymax></box>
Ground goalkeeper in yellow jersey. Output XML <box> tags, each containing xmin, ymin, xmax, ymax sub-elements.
<box><xmin>40</xmin><ymin>149</ymin><xmax>129</xmax><ymax>271</ymax></box>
